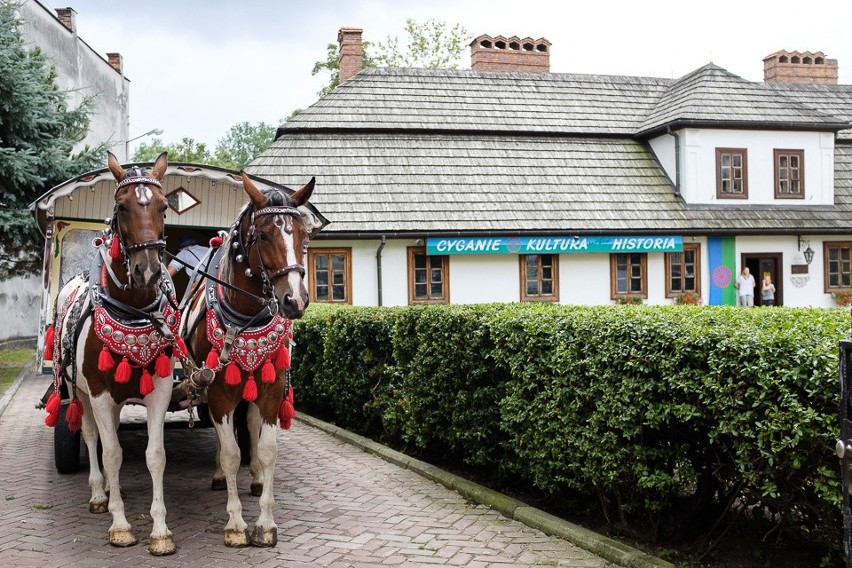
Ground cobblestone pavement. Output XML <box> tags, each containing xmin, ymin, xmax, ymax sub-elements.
<box><xmin>0</xmin><ymin>374</ymin><xmax>617</xmax><ymax>568</ymax></box>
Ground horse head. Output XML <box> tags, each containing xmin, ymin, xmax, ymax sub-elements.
<box><xmin>237</xmin><ymin>173</ymin><xmax>315</xmax><ymax>320</ymax></box>
<box><xmin>107</xmin><ymin>151</ymin><xmax>169</xmax><ymax>289</ymax></box>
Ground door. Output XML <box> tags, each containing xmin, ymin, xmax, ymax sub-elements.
<box><xmin>742</xmin><ymin>253</ymin><xmax>782</xmax><ymax>306</ymax></box>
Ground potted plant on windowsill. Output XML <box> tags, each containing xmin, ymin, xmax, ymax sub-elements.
<box><xmin>674</xmin><ymin>291</ymin><xmax>702</xmax><ymax>305</ymax></box>
<box><xmin>615</xmin><ymin>295</ymin><xmax>643</xmax><ymax>305</ymax></box>
<box><xmin>832</xmin><ymin>289</ymin><xmax>852</xmax><ymax>307</ymax></box>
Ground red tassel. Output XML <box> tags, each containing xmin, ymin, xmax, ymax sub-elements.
<box><xmin>44</xmin><ymin>325</ymin><xmax>55</xmax><ymax>361</ymax></box>
<box><xmin>225</xmin><ymin>361</ymin><xmax>241</xmax><ymax>386</ymax></box>
<box><xmin>274</xmin><ymin>346</ymin><xmax>290</xmax><ymax>369</ymax></box>
<box><xmin>46</xmin><ymin>392</ymin><xmax>61</xmax><ymax>415</ymax></box>
<box><xmin>109</xmin><ymin>237</ymin><xmax>121</xmax><ymax>260</ymax></box>
<box><xmin>66</xmin><ymin>398</ymin><xmax>83</xmax><ymax>432</ymax></box>
<box><xmin>242</xmin><ymin>375</ymin><xmax>258</xmax><ymax>402</ymax></box>
<box><xmin>174</xmin><ymin>337</ymin><xmax>188</xmax><ymax>358</ymax></box>
<box><xmin>115</xmin><ymin>357</ymin><xmax>132</xmax><ymax>383</ymax></box>
<box><xmin>45</xmin><ymin>412</ymin><xmax>59</xmax><ymax>428</ymax></box>
<box><xmin>155</xmin><ymin>352</ymin><xmax>172</xmax><ymax>378</ymax></box>
<box><xmin>209</xmin><ymin>236</ymin><xmax>223</xmax><ymax>248</ymax></box>
<box><xmin>98</xmin><ymin>345</ymin><xmax>114</xmax><ymax>371</ymax></box>
<box><xmin>205</xmin><ymin>349</ymin><xmax>220</xmax><ymax>369</ymax></box>
<box><xmin>278</xmin><ymin>388</ymin><xmax>295</xmax><ymax>430</ymax></box>
<box><xmin>140</xmin><ymin>369</ymin><xmax>155</xmax><ymax>396</ymax></box>
<box><xmin>261</xmin><ymin>359</ymin><xmax>276</xmax><ymax>383</ymax></box>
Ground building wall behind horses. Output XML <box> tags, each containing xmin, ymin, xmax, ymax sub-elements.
<box><xmin>0</xmin><ymin>276</ymin><xmax>41</xmax><ymax>341</ymax></box>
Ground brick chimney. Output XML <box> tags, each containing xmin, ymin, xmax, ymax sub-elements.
<box><xmin>470</xmin><ymin>34</ymin><xmax>551</xmax><ymax>73</ymax></box>
<box><xmin>763</xmin><ymin>50</ymin><xmax>838</xmax><ymax>84</ymax></box>
<box><xmin>338</xmin><ymin>27</ymin><xmax>364</xmax><ymax>83</ymax></box>
<box><xmin>55</xmin><ymin>7</ymin><xmax>76</xmax><ymax>33</ymax></box>
<box><xmin>106</xmin><ymin>53</ymin><xmax>123</xmax><ymax>74</ymax></box>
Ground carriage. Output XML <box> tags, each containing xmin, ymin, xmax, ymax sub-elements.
<box><xmin>32</xmin><ymin>159</ymin><xmax>327</xmax><ymax>471</ymax></box>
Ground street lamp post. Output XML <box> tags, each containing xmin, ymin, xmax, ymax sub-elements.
<box><xmin>125</xmin><ymin>128</ymin><xmax>164</xmax><ymax>161</ymax></box>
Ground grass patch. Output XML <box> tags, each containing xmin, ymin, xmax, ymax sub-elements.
<box><xmin>0</xmin><ymin>348</ymin><xmax>34</xmax><ymax>396</ymax></box>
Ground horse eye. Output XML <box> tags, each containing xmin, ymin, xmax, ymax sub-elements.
<box><xmin>259</xmin><ymin>232</ymin><xmax>270</xmax><ymax>241</ymax></box>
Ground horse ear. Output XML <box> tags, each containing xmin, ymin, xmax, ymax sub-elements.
<box><xmin>107</xmin><ymin>151</ymin><xmax>125</xmax><ymax>182</ymax></box>
<box><xmin>241</xmin><ymin>172</ymin><xmax>266</xmax><ymax>208</ymax></box>
<box><xmin>289</xmin><ymin>177</ymin><xmax>315</xmax><ymax>207</ymax></box>
<box><xmin>150</xmin><ymin>152</ymin><xmax>168</xmax><ymax>180</ymax></box>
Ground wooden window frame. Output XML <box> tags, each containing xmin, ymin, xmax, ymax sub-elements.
<box><xmin>715</xmin><ymin>148</ymin><xmax>748</xmax><ymax>199</ymax></box>
<box><xmin>774</xmin><ymin>149</ymin><xmax>805</xmax><ymax>199</ymax></box>
<box><xmin>665</xmin><ymin>243</ymin><xmax>701</xmax><ymax>298</ymax></box>
<box><xmin>308</xmin><ymin>248</ymin><xmax>352</xmax><ymax>304</ymax></box>
<box><xmin>610</xmin><ymin>253</ymin><xmax>647</xmax><ymax>299</ymax></box>
<box><xmin>407</xmin><ymin>247</ymin><xmax>449</xmax><ymax>305</ymax></box>
<box><xmin>519</xmin><ymin>254</ymin><xmax>560</xmax><ymax>302</ymax></box>
<box><xmin>824</xmin><ymin>241</ymin><xmax>852</xmax><ymax>292</ymax></box>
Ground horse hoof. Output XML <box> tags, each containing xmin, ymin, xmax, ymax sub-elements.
<box><xmin>250</xmin><ymin>526</ymin><xmax>278</xmax><ymax>547</ymax></box>
<box><xmin>223</xmin><ymin>528</ymin><xmax>251</xmax><ymax>548</ymax></box>
<box><xmin>89</xmin><ymin>500</ymin><xmax>108</xmax><ymax>514</ymax></box>
<box><xmin>250</xmin><ymin>482</ymin><xmax>263</xmax><ymax>496</ymax></box>
<box><xmin>148</xmin><ymin>534</ymin><xmax>176</xmax><ymax>556</ymax></box>
<box><xmin>210</xmin><ymin>478</ymin><xmax>226</xmax><ymax>491</ymax></box>
<box><xmin>109</xmin><ymin>528</ymin><xmax>138</xmax><ymax>547</ymax></box>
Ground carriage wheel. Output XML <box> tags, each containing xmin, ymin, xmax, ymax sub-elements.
<box><xmin>54</xmin><ymin>403</ymin><xmax>81</xmax><ymax>474</ymax></box>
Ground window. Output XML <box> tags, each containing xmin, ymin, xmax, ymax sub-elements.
<box><xmin>774</xmin><ymin>149</ymin><xmax>804</xmax><ymax>198</ymax></box>
<box><xmin>665</xmin><ymin>244</ymin><xmax>701</xmax><ymax>297</ymax></box>
<box><xmin>825</xmin><ymin>242</ymin><xmax>852</xmax><ymax>291</ymax></box>
<box><xmin>716</xmin><ymin>148</ymin><xmax>748</xmax><ymax>199</ymax></box>
<box><xmin>520</xmin><ymin>254</ymin><xmax>559</xmax><ymax>302</ymax></box>
<box><xmin>308</xmin><ymin>248</ymin><xmax>351</xmax><ymax>304</ymax></box>
<box><xmin>407</xmin><ymin>247</ymin><xmax>449</xmax><ymax>304</ymax></box>
<box><xmin>611</xmin><ymin>253</ymin><xmax>647</xmax><ymax>298</ymax></box>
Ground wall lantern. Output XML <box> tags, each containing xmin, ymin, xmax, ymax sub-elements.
<box><xmin>798</xmin><ymin>236</ymin><xmax>815</xmax><ymax>265</ymax></box>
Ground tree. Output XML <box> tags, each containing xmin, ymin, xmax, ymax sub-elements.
<box><xmin>212</xmin><ymin>120</ymin><xmax>279</xmax><ymax>171</ymax></box>
<box><xmin>312</xmin><ymin>19</ymin><xmax>469</xmax><ymax>97</ymax></box>
<box><xmin>0</xmin><ymin>1</ymin><xmax>103</xmax><ymax>280</ymax></box>
<box><xmin>132</xmin><ymin>137</ymin><xmax>211</xmax><ymax>164</ymax></box>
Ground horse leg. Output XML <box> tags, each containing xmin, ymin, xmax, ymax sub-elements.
<box><xmin>76</xmin><ymin>390</ymin><xmax>108</xmax><ymax>513</ymax></box>
<box><xmin>250</xmin><ymin>422</ymin><xmax>278</xmax><ymax>547</ymax></box>
<box><xmin>213</xmin><ymin>413</ymin><xmax>250</xmax><ymax>547</ymax></box>
<box><xmin>210</xmin><ymin>406</ymin><xmax>226</xmax><ymax>491</ymax></box>
<box><xmin>89</xmin><ymin>395</ymin><xmax>136</xmax><ymax>547</ymax></box>
<box><xmin>247</xmin><ymin>403</ymin><xmax>263</xmax><ymax>496</ymax></box>
<box><xmin>144</xmin><ymin>376</ymin><xmax>175</xmax><ymax>556</ymax></box>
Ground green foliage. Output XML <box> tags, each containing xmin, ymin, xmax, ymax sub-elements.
<box><xmin>132</xmin><ymin>136</ymin><xmax>211</xmax><ymax>164</ymax></box>
<box><xmin>0</xmin><ymin>1</ymin><xmax>104</xmax><ymax>280</ymax></box>
<box><xmin>311</xmin><ymin>19</ymin><xmax>469</xmax><ymax>97</ymax></box>
<box><xmin>292</xmin><ymin>303</ymin><xmax>848</xmax><ymax>550</ymax></box>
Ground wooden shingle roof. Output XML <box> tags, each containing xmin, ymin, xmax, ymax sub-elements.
<box><xmin>253</xmin><ymin>65</ymin><xmax>852</xmax><ymax>237</ymax></box>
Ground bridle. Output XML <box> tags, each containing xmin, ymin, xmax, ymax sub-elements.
<box><xmin>110</xmin><ymin>167</ymin><xmax>167</xmax><ymax>262</ymax></box>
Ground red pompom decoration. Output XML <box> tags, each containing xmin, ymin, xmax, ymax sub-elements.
<box><xmin>209</xmin><ymin>236</ymin><xmax>223</xmax><ymax>248</ymax></box>
<box><xmin>98</xmin><ymin>345</ymin><xmax>114</xmax><ymax>371</ymax></box>
<box><xmin>225</xmin><ymin>361</ymin><xmax>241</xmax><ymax>386</ymax></box>
<box><xmin>155</xmin><ymin>352</ymin><xmax>172</xmax><ymax>378</ymax></box>
<box><xmin>174</xmin><ymin>337</ymin><xmax>189</xmax><ymax>359</ymax></box>
<box><xmin>261</xmin><ymin>359</ymin><xmax>276</xmax><ymax>384</ymax></box>
<box><xmin>205</xmin><ymin>349</ymin><xmax>220</xmax><ymax>369</ymax></box>
<box><xmin>109</xmin><ymin>237</ymin><xmax>121</xmax><ymax>260</ymax></box>
<box><xmin>44</xmin><ymin>325</ymin><xmax>55</xmax><ymax>361</ymax></box>
<box><xmin>45</xmin><ymin>412</ymin><xmax>59</xmax><ymax>428</ymax></box>
<box><xmin>278</xmin><ymin>387</ymin><xmax>295</xmax><ymax>430</ymax></box>
<box><xmin>140</xmin><ymin>369</ymin><xmax>155</xmax><ymax>396</ymax></box>
<box><xmin>274</xmin><ymin>346</ymin><xmax>290</xmax><ymax>369</ymax></box>
<box><xmin>66</xmin><ymin>398</ymin><xmax>84</xmax><ymax>432</ymax></box>
<box><xmin>242</xmin><ymin>375</ymin><xmax>258</xmax><ymax>402</ymax></box>
<box><xmin>45</xmin><ymin>391</ymin><xmax>61</xmax><ymax>416</ymax></box>
<box><xmin>115</xmin><ymin>357</ymin><xmax>132</xmax><ymax>383</ymax></box>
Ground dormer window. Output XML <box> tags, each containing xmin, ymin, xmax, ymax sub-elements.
<box><xmin>716</xmin><ymin>148</ymin><xmax>748</xmax><ymax>199</ymax></box>
<box><xmin>775</xmin><ymin>149</ymin><xmax>804</xmax><ymax>199</ymax></box>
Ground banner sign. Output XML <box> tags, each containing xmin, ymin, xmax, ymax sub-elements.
<box><xmin>427</xmin><ymin>236</ymin><xmax>683</xmax><ymax>255</ymax></box>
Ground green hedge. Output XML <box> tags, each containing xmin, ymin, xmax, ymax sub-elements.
<box><xmin>291</xmin><ymin>303</ymin><xmax>847</xmax><ymax>546</ymax></box>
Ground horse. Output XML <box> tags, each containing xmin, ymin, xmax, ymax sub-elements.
<box><xmin>42</xmin><ymin>152</ymin><xmax>179</xmax><ymax>555</ymax></box>
<box><xmin>177</xmin><ymin>172</ymin><xmax>315</xmax><ymax>547</ymax></box>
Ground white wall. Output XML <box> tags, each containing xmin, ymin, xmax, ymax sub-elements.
<box><xmin>0</xmin><ymin>276</ymin><xmax>41</xmax><ymax>341</ymax></box>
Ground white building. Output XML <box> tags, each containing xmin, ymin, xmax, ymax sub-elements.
<box><xmin>248</xmin><ymin>31</ymin><xmax>852</xmax><ymax>308</ymax></box>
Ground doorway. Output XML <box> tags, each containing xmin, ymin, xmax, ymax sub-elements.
<box><xmin>742</xmin><ymin>253</ymin><xmax>782</xmax><ymax>306</ymax></box>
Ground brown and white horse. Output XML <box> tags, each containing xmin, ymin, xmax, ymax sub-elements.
<box><xmin>178</xmin><ymin>173</ymin><xmax>315</xmax><ymax>547</ymax></box>
<box><xmin>43</xmin><ymin>152</ymin><xmax>179</xmax><ymax>555</ymax></box>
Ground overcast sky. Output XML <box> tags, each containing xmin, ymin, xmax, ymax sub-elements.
<box><xmin>38</xmin><ymin>0</ymin><xmax>852</xmax><ymax>152</ymax></box>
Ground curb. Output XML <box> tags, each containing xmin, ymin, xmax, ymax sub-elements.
<box><xmin>0</xmin><ymin>355</ymin><xmax>36</xmax><ymax>420</ymax></box>
<box><xmin>296</xmin><ymin>413</ymin><xmax>674</xmax><ymax>568</ymax></box>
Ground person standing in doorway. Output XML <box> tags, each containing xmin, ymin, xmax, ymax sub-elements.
<box><xmin>167</xmin><ymin>236</ymin><xmax>210</xmax><ymax>284</ymax></box>
<box><xmin>735</xmin><ymin>267</ymin><xmax>756</xmax><ymax>307</ymax></box>
<box><xmin>761</xmin><ymin>274</ymin><xmax>776</xmax><ymax>306</ymax></box>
